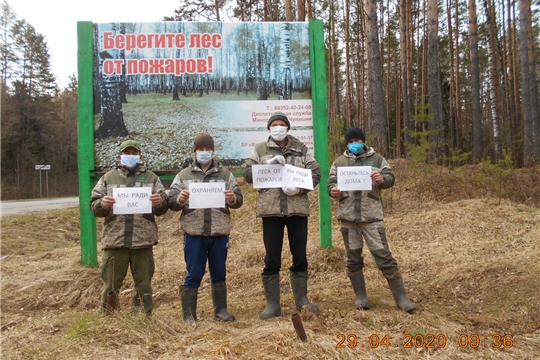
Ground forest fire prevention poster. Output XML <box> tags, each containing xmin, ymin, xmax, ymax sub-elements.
<box><xmin>93</xmin><ymin>21</ymin><xmax>313</xmax><ymax>172</ymax></box>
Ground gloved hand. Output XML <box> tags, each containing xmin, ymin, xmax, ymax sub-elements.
<box><xmin>266</xmin><ymin>155</ymin><xmax>286</xmax><ymax>165</ymax></box>
<box><xmin>282</xmin><ymin>184</ymin><xmax>301</xmax><ymax>196</ymax></box>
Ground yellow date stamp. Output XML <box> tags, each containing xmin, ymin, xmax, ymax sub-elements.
<box><xmin>336</xmin><ymin>333</ymin><xmax>514</xmax><ymax>349</ymax></box>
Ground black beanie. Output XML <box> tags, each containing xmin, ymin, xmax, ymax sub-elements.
<box><xmin>345</xmin><ymin>126</ymin><xmax>366</xmax><ymax>143</ymax></box>
<box><xmin>193</xmin><ymin>134</ymin><xmax>214</xmax><ymax>151</ymax></box>
<box><xmin>267</xmin><ymin>112</ymin><xmax>291</xmax><ymax>129</ymax></box>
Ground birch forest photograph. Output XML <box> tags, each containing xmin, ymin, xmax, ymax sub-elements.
<box><xmin>92</xmin><ymin>21</ymin><xmax>312</xmax><ymax>171</ymax></box>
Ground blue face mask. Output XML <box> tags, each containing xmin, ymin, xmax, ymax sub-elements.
<box><xmin>196</xmin><ymin>150</ymin><xmax>213</xmax><ymax>165</ymax></box>
<box><xmin>120</xmin><ymin>154</ymin><xmax>140</xmax><ymax>168</ymax></box>
<box><xmin>347</xmin><ymin>142</ymin><xmax>364</xmax><ymax>155</ymax></box>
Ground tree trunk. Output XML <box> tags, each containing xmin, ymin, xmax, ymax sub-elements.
<box><xmin>518</xmin><ymin>0</ymin><xmax>534</xmax><ymax>166</ymax></box>
<box><xmin>345</xmin><ymin>0</ymin><xmax>352</xmax><ymax>128</ymax></box>
<box><xmin>427</xmin><ymin>0</ymin><xmax>445</xmax><ymax>161</ymax></box>
<box><xmin>298</xmin><ymin>0</ymin><xmax>306</xmax><ymax>21</ymax></box>
<box><xmin>365</xmin><ymin>0</ymin><xmax>388</xmax><ymax>155</ymax></box>
<box><xmin>279</xmin><ymin>23</ymin><xmax>292</xmax><ymax>100</ymax></box>
<box><xmin>484</xmin><ymin>0</ymin><xmax>503</xmax><ymax>161</ymax></box>
<box><xmin>285</xmin><ymin>0</ymin><xmax>293</xmax><ymax>21</ymax></box>
<box><xmin>526</xmin><ymin>2</ymin><xmax>540</xmax><ymax>161</ymax></box>
<box><xmin>446</xmin><ymin>0</ymin><xmax>456</xmax><ymax>152</ymax></box>
<box><xmin>468</xmin><ymin>0</ymin><xmax>483</xmax><ymax>161</ymax></box>
<box><xmin>399</xmin><ymin>0</ymin><xmax>412</xmax><ymax>151</ymax></box>
<box><xmin>454</xmin><ymin>0</ymin><xmax>462</xmax><ymax>149</ymax></box>
<box><xmin>505</xmin><ymin>0</ymin><xmax>520</xmax><ymax>166</ymax></box>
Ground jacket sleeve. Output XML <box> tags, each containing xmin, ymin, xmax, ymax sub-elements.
<box><xmin>166</xmin><ymin>172</ymin><xmax>185</xmax><ymax>211</ymax></box>
<box><xmin>305</xmin><ymin>149</ymin><xmax>321</xmax><ymax>190</ymax></box>
<box><xmin>90</xmin><ymin>176</ymin><xmax>111</xmax><ymax>217</ymax></box>
<box><xmin>152</xmin><ymin>177</ymin><xmax>169</xmax><ymax>216</ymax></box>
<box><xmin>226</xmin><ymin>170</ymin><xmax>243</xmax><ymax>209</ymax></box>
<box><xmin>327</xmin><ymin>161</ymin><xmax>338</xmax><ymax>194</ymax></box>
<box><xmin>378</xmin><ymin>158</ymin><xmax>395</xmax><ymax>190</ymax></box>
<box><xmin>243</xmin><ymin>146</ymin><xmax>260</xmax><ymax>184</ymax></box>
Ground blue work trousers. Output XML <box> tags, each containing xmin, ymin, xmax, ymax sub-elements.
<box><xmin>183</xmin><ymin>234</ymin><xmax>229</xmax><ymax>288</ymax></box>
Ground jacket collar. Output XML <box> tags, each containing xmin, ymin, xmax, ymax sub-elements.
<box><xmin>116</xmin><ymin>164</ymin><xmax>147</xmax><ymax>176</ymax></box>
<box><xmin>267</xmin><ymin>135</ymin><xmax>303</xmax><ymax>153</ymax></box>
<box><xmin>343</xmin><ymin>146</ymin><xmax>375</xmax><ymax>159</ymax></box>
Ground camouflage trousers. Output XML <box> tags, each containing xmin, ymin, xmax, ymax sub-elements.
<box><xmin>340</xmin><ymin>221</ymin><xmax>399</xmax><ymax>278</ymax></box>
<box><xmin>99</xmin><ymin>247</ymin><xmax>155</xmax><ymax>315</ymax></box>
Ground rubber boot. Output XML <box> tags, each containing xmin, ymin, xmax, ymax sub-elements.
<box><xmin>347</xmin><ymin>270</ymin><xmax>370</xmax><ymax>310</ymax></box>
<box><xmin>211</xmin><ymin>282</ymin><xmax>235</xmax><ymax>322</ymax></box>
<box><xmin>260</xmin><ymin>274</ymin><xmax>283</xmax><ymax>320</ymax></box>
<box><xmin>290</xmin><ymin>271</ymin><xmax>320</xmax><ymax>314</ymax></box>
<box><xmin>387</xmin><ymin>275</ymin><xmax>417</xmax><ymax>314</ymax></box>
<box><xmin>180</xmin><ymin>285</ymin><xmax>198</xmax><ymax>324</ymax></box>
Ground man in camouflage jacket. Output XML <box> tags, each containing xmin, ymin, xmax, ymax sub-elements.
<box><xmin>328</xmin><ymin>126</ymin><xmax>417</xmax><ymax>313</ymax></box>
<box><xmin>168</xmin><ymin>134</ymin><xmax>243</xmax><ymax>323</ymax></box>
<box><xmin>90</xmin><ymin>140</ymin><xmax>168</xmax><ymax>316</ymax></box>
<box><xmin>243</xmin><ymin>112</ymin><xmax>321</xmax><ymax>320</ymax></box>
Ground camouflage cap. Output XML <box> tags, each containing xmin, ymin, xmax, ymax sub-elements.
<box><xmin>120</xmin><ymin>139</ymin><xmax>141</xmax><ymax>151</ymax></box>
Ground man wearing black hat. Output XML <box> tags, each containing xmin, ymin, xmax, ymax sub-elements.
<box><xmin>327</xmin><ymin>127</ymin><xmax>417</xmax><ymax>313</ymax></box>
<box><xmin>168</xmin><ymin>134</ymin><xmax>243</xmax><ymax>324</ymax></box>
<box><xmin>90</xmin><ymin>139</ymin><xmax>168</xmax><ymax>316</ymax></box>
<box><xmin>243</xmin><ymin>112</ymin><xmax>321</xmax><ymax>319</ymax></box>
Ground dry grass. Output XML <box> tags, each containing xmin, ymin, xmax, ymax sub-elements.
<box><xmin>1</xmin><ymin>161</ymin><xmax>539</xmax><ymax>359</ymax></box>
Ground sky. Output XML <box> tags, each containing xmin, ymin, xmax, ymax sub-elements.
<box><xmin>10</xmin><ymin>0</ymin><xmax>182</xmax><ymax>88</ymax></box>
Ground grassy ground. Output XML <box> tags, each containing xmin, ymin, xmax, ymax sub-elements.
<box><xmin>1</xmin><ymin>160</ymin><xmax>539</xmax><ymax>359</ymax></box>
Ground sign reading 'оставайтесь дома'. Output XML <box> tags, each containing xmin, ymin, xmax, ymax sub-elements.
<box><xmin>93</xmin><ymin>22</ymin><xmax>314</xmax><ymax>172</ymax></box>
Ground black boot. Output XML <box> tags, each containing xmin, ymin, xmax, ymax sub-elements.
<box><xmin>387</xmin><ymin>274</ymin><xmax>417</xmax><ymax>314</ymax></box>
<box><xmin>290</xmin><ymin>271</ymin><xmax>320</xmax><ymax>314</ymax></box>
<box><xmin>212</xmin><ymin>282</ymin><xmax>235</xmax><ymax>322</ymax></box>
<box><xmin>260</xmin><ymin>274</ymin><xmax>283</xmax><ymax>320</ymax></box>
<box><xmin>180</xmin><ymin>286</ymin><xmax>198</xmax><ymax>324</ymax></box>
<box><xmin>347</xmin><ymin>270</ymin><xmax>370</xmax><ymax>310</ymax></box>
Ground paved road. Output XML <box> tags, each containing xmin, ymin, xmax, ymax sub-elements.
<box><xmin>1</xmin><ymin>197</ymin><xmax>79</xmax><ymax>217</ymax></box>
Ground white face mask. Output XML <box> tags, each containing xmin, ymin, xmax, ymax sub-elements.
<box><xmin>196</xmin><ymin>150</ymin><xmax>213</xmax><ymax>165</ymax></box>
<box><xmin>270</xmin><ymin>125</ymin><xmax>288</xmax><ymax>142</ymax></box>
<box><xmin>120</xmin><ymin>154</ymin><xmax>140</xmax><ymax>169</ymax></box>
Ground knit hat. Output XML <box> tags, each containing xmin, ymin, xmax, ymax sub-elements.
<box><xmin>193</xmin><ymin>134</ymin><xmax>214</xmax><ymax>151</ymax></box>
<box><xmin>345</xmin><ymin>127</ymin><xmax>366</xmax><ymax>143</ymax></box>
<box><xmin>267</xmin><ymin>112</ymin><xmax>291</xmax><ymax>129</ymax></box>
<box><xmin>120</xmin><ymin>139</ymin><xmax>141</xmax><ymax>151</ymax></box>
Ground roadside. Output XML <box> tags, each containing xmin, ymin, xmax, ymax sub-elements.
<box><xmin>0</xmin><ymin>197</ymin><xmax>79</xmax><ymax>217</ymax></box>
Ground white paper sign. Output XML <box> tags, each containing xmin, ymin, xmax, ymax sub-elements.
<box><xmin>188</xmin><ymin>182</ymin><xmax>225</xmax><ymax>209</ymax></box>
<box><xmin>252</xmin><ymin>164</ymin><xmax>284</xmax><ymax>189</ymax></box>
<box><xmin>337</xmin><ymin>166</ymin><xmax>373</xmax><ymax>191</ymax></box>
<box><xmin>283</xmin><ymin>165</ymin><xmax>314</xmax><ymax>190</ymax></box>
<box><xmin>252</xmin><ymin>164</ymin><xmax>313</xmax><ymax>190</ymax></box>
<box><xmin>113</xmin><ymin>187</ymin><xmax>152</xmax><ymax>214</ymax></box>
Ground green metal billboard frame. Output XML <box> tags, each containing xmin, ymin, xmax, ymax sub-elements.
<box><xmin>76</xmin><ymin>19</ymin><xmax>332</xmax><ymax>267</ymax></box>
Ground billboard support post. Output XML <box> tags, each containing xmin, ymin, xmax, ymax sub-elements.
<box><xmin>309</xmin><ymin>19</ymin><xmax>332</xmax><ymax>248</ymax></box>
<box><xmin>77</xmin><ymin>21</ymin><xmax>98</xmax><ymax>267</ymax></box>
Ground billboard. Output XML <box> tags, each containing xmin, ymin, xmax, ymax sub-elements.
<box><xmin>93</xmin><ymin>21</ymin><xmax>313</xmax><ymax>171</ymax></box>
